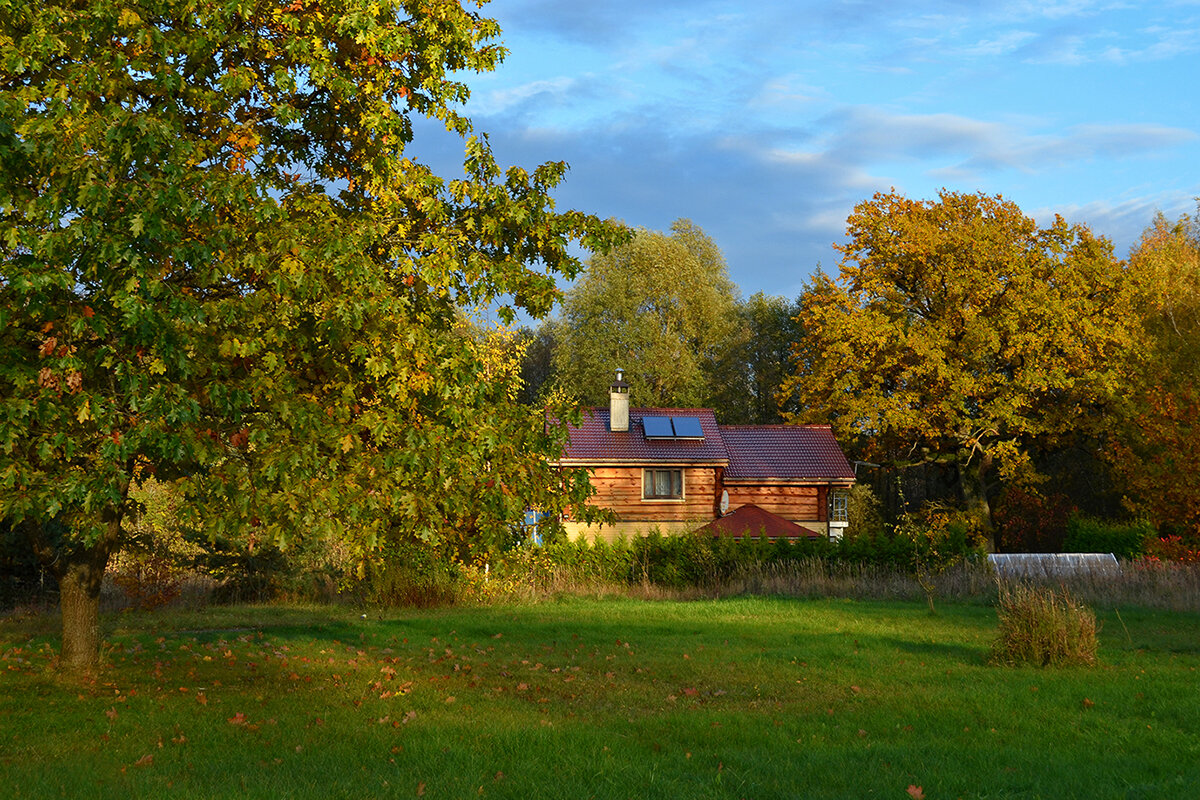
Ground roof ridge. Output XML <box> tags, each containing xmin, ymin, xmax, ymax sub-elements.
<box><xmin>720</xmin><ymin>423</ymin><xmax>833</xmax><ymax>430</ymax></box>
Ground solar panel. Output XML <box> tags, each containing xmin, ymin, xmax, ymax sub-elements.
<box><xmin>642</xmin><ymin>416</ymin><xmax>674</xmax><ymax>438</ymax></box>
<box><xmin>670</xmin><ymin>416</ymin><xmax>704</xmax><ymax>438</ymax></box>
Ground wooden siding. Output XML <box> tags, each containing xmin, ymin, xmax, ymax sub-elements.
<box><xmin>583</xmin><ymin>466</ymin><xmax>719</xmax><ymax>523</ymax></box>
<box><xmin>724</xmin><ymin>484</ymin><xmax>827</xmax><ymax>523</ymax></box>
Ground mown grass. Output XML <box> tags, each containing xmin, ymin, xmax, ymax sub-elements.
<box><xmin>3</xmin><ymin>597</ymin><xmax>1199</xmax><ymax>799</ymax></box>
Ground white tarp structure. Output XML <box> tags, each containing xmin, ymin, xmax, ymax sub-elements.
<box><xmin>988</xmin><ymin>553</ymin><xmax>1121</xmax><ymax>579</ymax></box>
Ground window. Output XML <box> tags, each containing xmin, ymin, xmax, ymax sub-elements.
<box><xmin>830</xmin><ymin>491</ymin><xmax>849</xmax><ymax>523</ymax></box>
<box><xmin>643</xmin><ymin>468</ymin><xmax>683</xmax><ymax>499</ymax></box>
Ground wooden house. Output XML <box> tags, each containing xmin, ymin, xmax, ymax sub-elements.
<box><xmin>555</xmin><ymin>371</ymin><xmax>855</xmax><ymax>541</ymax></box>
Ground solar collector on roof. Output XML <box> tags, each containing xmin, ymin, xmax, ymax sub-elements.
<box><xmin>642</xmin><ymin>416</ymin><xmax>675</xmax><ymax>438</ymax></box>
<box><xmin>669</xmin><ymin>416</ymin><xmax>704</xmax><ymax>439</ymax></box>
<box><xmin>641</xmin><ymin>415</ymin><xmax>705</xmax><ymax>440</ymax></box>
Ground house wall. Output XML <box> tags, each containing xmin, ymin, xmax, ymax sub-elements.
<box><xmin>563</xmin><ymin>520</ymin><xmax>697</xmax><ymax>543</ymax></box>
<box><xmin>723</xmin><ymin>484</ymin><xmax>828</xmax><ymax>524</ymax></box>
<box><xmin>562</xmin><ymin>467</ymin><xmax>844</xmax><ymax>541</ymax></box>
<box><xmin>581</xmin><ymin>465</ymin><xmax>720</xmax><ymax>522</ymax></box>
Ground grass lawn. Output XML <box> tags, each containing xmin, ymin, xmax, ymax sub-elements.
<box><xmin>2</xmin><ymin>596</ymin><xmax>1198</xmax><ymax>799</ymax></box>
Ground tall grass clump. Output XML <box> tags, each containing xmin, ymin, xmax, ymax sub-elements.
<box><xmin>990</xmin><ymin>583</ymin><xmax>1098</xmax><ymax>667</ymax></box>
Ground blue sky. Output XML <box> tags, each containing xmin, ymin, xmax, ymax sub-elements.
<box><xmin>415</xmin><ymin>0</ymin><xmax>1200</xmax><ymax>302</ymax></box>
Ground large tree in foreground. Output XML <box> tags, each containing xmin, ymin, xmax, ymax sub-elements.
<box><xmin>552</xmin><ymin>219</ymin><xmax>740</xmax><ymax>407</ymax></box>
<box><xmin>780</xmin><ymin>190</ymin><xmax>1136</xmax><ymax>539</ymax></box>
<box><xmin>0</xmin><ymin>0</ymin><xmax>616</xmax><ymax>671</ymax></box>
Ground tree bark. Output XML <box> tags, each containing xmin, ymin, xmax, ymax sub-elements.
<box><xmin>959</xmin><ymin>456</ymin><xmax>997</xmax><ymax>550</ymax></box>
<box><xmin>34</xmin><ymin>506</ymin><xmax>126</xmax><ymax>674</ymax></box>
<box><xmin>58</xmin><ymin>547</ymin><xmax>111</xmax><ymax>673</ymax></box>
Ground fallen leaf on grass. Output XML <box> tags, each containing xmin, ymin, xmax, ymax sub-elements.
<box><xmin>907</xmin><ymin>785</ymin><xmax>925</xmax><ymax>800</ymax></box>
<box><xmin>133</xmin><ymin>754</ymin><xmax>154</xmax><ymax>767</ymax></box>
<box><xmin>228</xmin><ymin>712</ymin><xmax>247</xmax><ymax>725</ymax></box>
<box><xmin>417</xmin><ymin>781</ymin><xmax>426</xmax><ymax>796</ymax></box>
<box><xmin>1082</xmin><ymin>698</ymin><xmax>1095</xmax><ymax>709</ymax></box>
<box><xmin>105</xmin><ymin>707</ymin><xmax>118</xmax><ymax>721</ymax></box>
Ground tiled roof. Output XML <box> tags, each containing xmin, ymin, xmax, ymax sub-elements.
<box><xmin>719</xmin><ymin>425</ymin><xmax>855</xmax><ymax>482</ymax></box>
<box><xmin>559</xmin><ymin>407</ymin><xmax>729</xmax><ymax>464</ymax></box>
<box><xmin>694</xmin><ymin>503</ymin><xmax>821</xmax><ymax>540</ymax></box>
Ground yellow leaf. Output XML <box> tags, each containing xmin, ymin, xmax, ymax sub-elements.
<box><xmin>76</xmin><ymin>399</ymin><xmax>92</xmax><ymax>422</ymax></box>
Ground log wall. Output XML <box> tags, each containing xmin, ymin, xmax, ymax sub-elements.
<box><xmin>583</xmin><ymin>466</ymin><xmax>719</xmax><ymax>523</ymax></box>
<box><xmin>723</xmin><ymin>484</ymin><xmax>827</xmax><ymax>523</ymax></box>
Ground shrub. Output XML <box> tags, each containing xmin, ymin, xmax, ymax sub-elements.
<box><xmin>1141</xmin><ymin>535</ymin><xmax>1200</xmax><ymax>564</ymax></box>
<box><xmin>110</xmin><ymin>551</ymin><xmax>183</xmax><ymax>610</ymax></box>
<box><xmin>994</xmin><ymin>488</ymin><xmax>1074</xmax><ymax>553</ymax></box>
<box><xmin>990</xmin><ymin>583</ymin><xmax>1098</xmax><ymax>667</ymax></box>
<box><xmin>846</xmin><ymin>484</ymin><xmax>886</xmax><ymax>538</ymax></box>
<box><xmin>360</xmin><ymin>541</ymin><xmax>467</xmax><ymax>608</ymax></box>
<box><xmin>1064</xmin><ymin>516</ymin><xmax>1154</xmax><ymax>560</ymax></box>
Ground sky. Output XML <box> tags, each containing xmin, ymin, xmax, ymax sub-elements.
<box><xmin>413</xmin><ymin>0</ymin><xmax>1200</xmax><ymax>302</ymax></box>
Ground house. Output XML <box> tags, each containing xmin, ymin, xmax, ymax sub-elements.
<box><xmin>555</xmin><ymin>371</ymin><xmax>855</xmax><ymax>542</ymax></box>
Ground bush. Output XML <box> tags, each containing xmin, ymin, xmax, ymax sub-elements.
<box><xmin>110</xmin><ymin>551</ymin><xmax>183</xmax><ymax>610</ymax></box>
<box><xmin>990</xmin><ymin>584</ymin><xmax>1098</xmax><ymax>667</ymax></box>
<box><xmin>1141</xmin><ymin>535</ymin><xmax>1200</xmax><ymax>564</ymax></box>
<box><xmin>994</xmin><ymin>488</ymin><xmax>1073</xmax><ymax>553</ymax></box>
<box><xmin>362</xmin><ymin>541</ymin><xmax>464</xmax><ymax>608</ymax></box>
<box><xmin>1064</xmin><ymin>516</ymin><xmax>1154</xmax><ymax>560</ymax></box>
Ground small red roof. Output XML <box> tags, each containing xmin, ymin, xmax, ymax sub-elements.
<box><xmin>559</xmin><ymin>407</ymin><xmax>729</xmax><ymax>464</ymax></box>
<box><xmin>720</xmin><ymin>425</ymin><xmax>855</xmax><ymax>482</ymax></box>
<box><xmin>695</xmin><ymin>504</ymin><xmax>821</xmax><ymax>540</ymax></box>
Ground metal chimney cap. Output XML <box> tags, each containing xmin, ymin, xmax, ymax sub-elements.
<box><xmin>610</xmin><ymin>368</ymin><xmax>629</xmax><ymax>390</ymax></box>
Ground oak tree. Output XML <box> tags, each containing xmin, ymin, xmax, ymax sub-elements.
<box><xmin>0</xmin><ymin>0</ymin><xmax>615</xmax><ymax>671</ymax></box>
<box><xmin>780</xmin><ymin>190</ymin><xmax>1136</xmax><ymax>539</ymax></box>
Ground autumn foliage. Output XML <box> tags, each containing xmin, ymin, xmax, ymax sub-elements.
<box><xmin>0</xmin><ymin>0</ymin><xmax>618</xmax><ymax>670</ymax></box>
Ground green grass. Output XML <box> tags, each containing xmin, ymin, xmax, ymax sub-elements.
<box><xmin>3</xmin><ymin>597</ymin><xmax>1199</xmax><ymax>799</ymax></box>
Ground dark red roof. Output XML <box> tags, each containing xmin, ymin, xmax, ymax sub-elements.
<box><xmin>695</xmin><ymin>504</ymin><xmax>821</xmax><ymax>540</ymax></box>
<box><xmin>720</xmin><ymin>425</ymin><xmax>855</xmax><ymax>482</ymax></box>
<box><xmin>559</xmin><ymin>407</ymin><xmax>729</xmax><ymax>464</ymax></box>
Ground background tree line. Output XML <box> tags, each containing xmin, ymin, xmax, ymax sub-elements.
<box><xmin>516</xmin><ymin>196</ymin><xmax>1200</xmax><ymax>550</ymax></box>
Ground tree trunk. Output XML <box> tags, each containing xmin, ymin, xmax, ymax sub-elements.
<box><xmin>58</xmin><ymin>551</ymin><xmax>110</xmax><ymax>673</ymax></box>
<box><xmin>46</xmin><ymin>513</ymin><xmax>124</xmax><ymax>675</ymax></box>
<box><xmin>959</xmin><ymin>457</ymin><xmax>997</xmax><ymax>550</ymax></box>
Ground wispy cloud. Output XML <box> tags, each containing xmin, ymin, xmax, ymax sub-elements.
<box><xmin>437</xmin><ymin>0</ymin><xmax>1200</xmax><ymax>297</ymax></box>
<box><xmin>472</xmin><ymin>77</ymin><xmax>577</xmax><ymax>117</ymax></box>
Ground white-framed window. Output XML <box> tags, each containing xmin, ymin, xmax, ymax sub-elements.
<box><xmin>830</xmin><ymin>491</ymin><xmax>849</xmax><ymax>523</ymax></box>
<box><xmin>643</xmin><ymin>468</ymin><xmax>683</xmax><ymax>500</ymax></box>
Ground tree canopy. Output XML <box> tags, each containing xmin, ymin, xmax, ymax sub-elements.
<box><xmin>0</xmin><ymin>0</ymin><xmax>617</xmax><ymax>670</ymax></box>
<box><xmin>705</xmin><ymin>292</ymin><xmax>804</xmax><ymax>425</ymax></box>
<box><xmin>780</xmin><ymin>190</ymin><xmax>1137</xmax><ymax>536</ymax></box>
<box><xmin>1109</xmin><ymin>207</ymin><xmax>1200</xmax><ymax>534</ymax></box>
<box><xmin>552</xmin><ymin>219</ymin><xmax>740</xmax><ymax>408</ymax></box>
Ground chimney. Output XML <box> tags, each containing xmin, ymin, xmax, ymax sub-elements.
<box><xmin>609</xmin><ymin>368</ymin><xmax>629</xmax><ymax>432</ymax></box>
